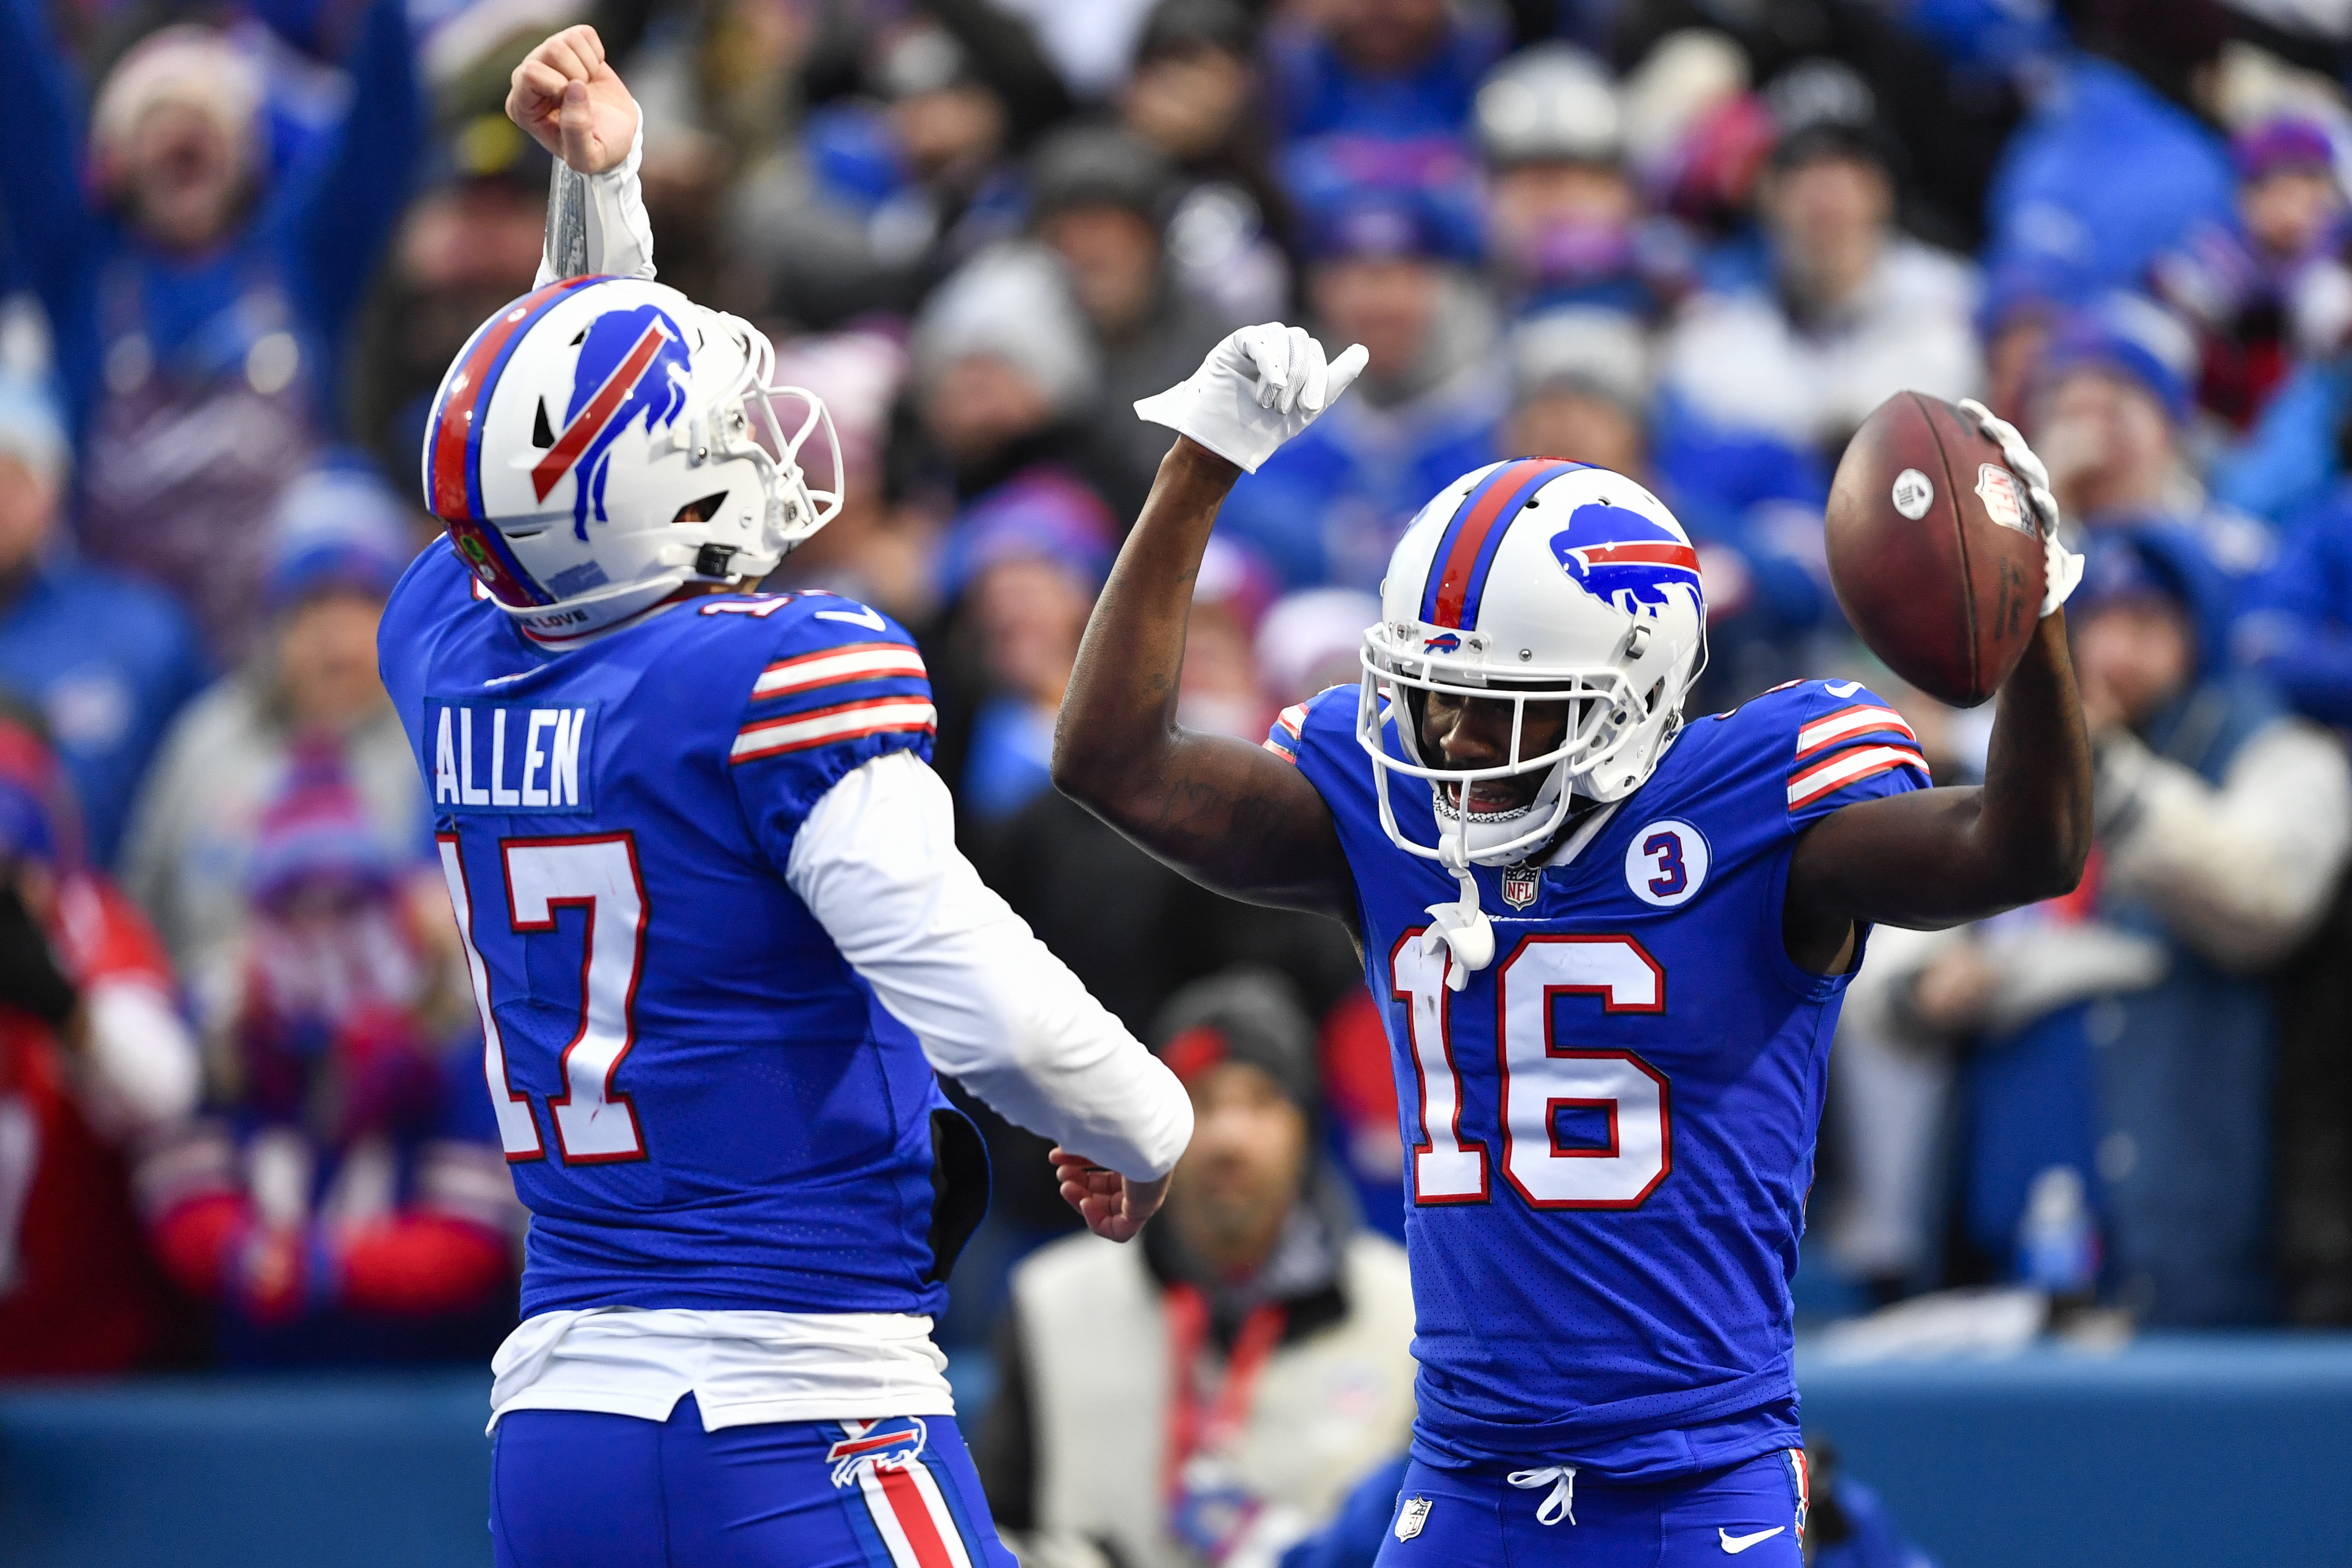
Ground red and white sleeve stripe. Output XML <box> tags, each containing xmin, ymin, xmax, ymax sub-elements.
<box><xmin>752</xmin><ymin>642</ymin><xmax>927</xmax><ymax>700</ymax></box>
<box><xmin>732</xmin><ymin>696</ymin><xmax>936</xmax><ymax>764</ymax></box>
<box><xmin>1793</xmin><ymin>704</ymin><xmax>1917</xmax><ymax>762</ymax></box>
<box><xmin>1786</xmin><ymin>743</ymin><xmax>1929</xmax><ymax>811</ymax></box>
<box><xmin>1262</xmin><ymin>701</ymin><xmax>1308</xmax><ymax>763</ymax></box>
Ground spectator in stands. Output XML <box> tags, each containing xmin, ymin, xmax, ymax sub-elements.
<box><xmin>121</xmin><ymin>461</ymin><xmax>427</xmax><ymax>1035</ymax></box>
<box><xmin>349</xmin><ymin>105</ymin><xmax>554</xmax><ymax>484</ymax></box>
<box><xmin>909</xmin><ymin>241</ymin><xmax>1139</xmax><ymax>520</ymax></box>
<box><xmin>762</xmin><ymin>330</ymin><xmax>938</xmax><ymax>625</ymax></box>
<box><xmin>2036</xmin><ymin>294</ymin><xmax>2277</xmax><ymax>584</ymax></box>
<box><xmin>0</xmin><ymin>700</ymin><xmax>201</xmax><ymax>1374</ymax></box>
<box><xmin>1819</xmin><ymin>683</ymin><xmax>1976</xmax><ymax>1304</ymax></box>
<box><xmin>1658</xmin><ymin>62</ymin><xmax>1980</xmax><ymax>506</ymax></box>
<box><xmin>747</xmin><ymin>13</ymin><xmax>1063</xmax><ymax>326</ymax></box>
<box><xmin>1254</xmin><ymin>587</ymin><xmax>1381</xmax><ymax>714</ymax></box>
<box><xmin>1978</xmin><ymin>0</ymin><xmax>2233</xmax><ymax>308</ymax></box>
<box><xmin>1029</xmin><ymin>126</ymin><xmax>1237</xmax><ymax>505</ymax></box>
<box><xmin>137</xmin><ymin>744</ymin><xmax>517</xmax><ymax>1364</ymax></box>
<box><xmin>1863</xmin><ymin>529</ymin><xmax>2352</xmax><ymax>1323</ymax></box>
<box><xmin>0</xmin><ymin>0</ymin><xmax>419</xmax><ymax>663</ymax></box>
<box><xmin>1506</xmin><ymin>307</ymin><xmax>1829</xmax><ymax>703</ymax></box>
<box><xmin>0</xmin><ymin>378</ymin><xmax>206</xmax><ymax>866</ymax></box>
<box><xmin>1120</xmin><ymin>0</ymin><xmax>1294</xmax><ymax>323</ymax></box>
<box><xmin>1474</xmin><ymin>44</ymin><xmax>1681</xmax><ymax>321</ymax></box>
<box><xmin>941</xmin><ymin>475</ymin><xmax>1115</xmax><ymax>827</ymax></box>
<box><xmin>1175</xmin><ymin>536</ymin><xmax>1276</xmax><ymax>741</ymax></box>
<box><xmin>1267</xmin><ymin>0</ymin><xmax>1503</xmax><ymax>144</ymax></box>
<box><xmin>1216</xmin><ymin>175</ymin><xmax>1502</xmax><ymax>590</ymax></box>
<box><xmin>2240</xmin><ymin>482</ymin><xmax>2352</xmax><ymax>726</ymax></box>
<box><xmin>2230</xmin><ymin>501</ymin><xmax>2352</xmax><ymax>1325</ymax></box>
<box><xmin>2150</xmin><ymin>116</ymin><xmax>2346</xmax><ymax>430</ymax></box>
<box><xmin>976</xmin><ymin>971</ymin><xmax>1415</xmax><ymax>1568</ymax></box>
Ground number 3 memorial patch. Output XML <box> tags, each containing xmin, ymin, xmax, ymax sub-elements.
<box><xmin>1625</xmin><ymin>819</ymin><xmax>1709</xmax><ymax>908</ymax></box>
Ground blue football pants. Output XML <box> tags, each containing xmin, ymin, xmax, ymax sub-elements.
<box><xmin>1374</xmin><ymin>1449</ymin><xmax>1809</xmax><ymax>1567</ymax></box>
<box><xmin>491</xmin><ymin>1397</ymin><xmax>1019</xmax><ymax>1568</ymax></box>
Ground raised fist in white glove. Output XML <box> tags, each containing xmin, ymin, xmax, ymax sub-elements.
<box><xmin>1135</xmin><ymin>324</ymin><xmax>1369</xmax><ymax>474</ymax></box>
<box><xmin>1958</xmin><ymin>397</ymin><xmax>2085</xmax><ymax>620</ymax></box>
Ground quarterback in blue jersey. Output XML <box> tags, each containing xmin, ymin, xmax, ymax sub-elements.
<box><xmin>1060</xmin><ymin>328</ymin><xmax>2091</xmax><ymax>1564</ymax></box>
<box><xmin>375</xmin><ymin>32</ymin><xmax>1191</xmax><ymax>1568</ymax></box>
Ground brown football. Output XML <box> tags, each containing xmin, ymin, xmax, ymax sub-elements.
<box><xmin>1825</xmin><ymin>392</ymin><xmax>2047</xmax><ymax>707</ymax></box>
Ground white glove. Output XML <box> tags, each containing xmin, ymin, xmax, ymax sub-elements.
<box><xmin>1134</xmin><ymin>324</ymin><xmax>1368</xmax><ymax>474</ymax></box>
<box><xmin>1958</xmin><ymin>398</ymin><xmax>2084</xmax><ymax>619</ymax></box>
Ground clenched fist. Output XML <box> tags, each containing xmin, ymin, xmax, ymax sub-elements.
<box><xmin>507</xmin><ymin>25</ymin><xmax>639</xmax><ymax>176</ymax></box>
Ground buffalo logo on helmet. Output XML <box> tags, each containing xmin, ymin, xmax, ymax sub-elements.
<box><xmin>1422</xmin><ymin>631</ymin><xmax>1463</xmax><ymax>653</ymax></box>
<box><xmin>1547</xmin><ymin>503</ymin><xmax>1703</xmax><ymax>617</ymax></box>
<box><xmin>531</xmin><ymin>303</ymin><xmax>695</xmax><ymax>540</ymax></box>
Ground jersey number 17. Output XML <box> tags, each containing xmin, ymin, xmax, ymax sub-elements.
<box><xmin>438</xmin><ymin>833</ymin><xmax>651</xmax><ymax>1164</ymax></box>
<box><xmin>1392</xmin><ymin>933</ymin><xmax>1670</xmax><ymax>1209</ymax></box>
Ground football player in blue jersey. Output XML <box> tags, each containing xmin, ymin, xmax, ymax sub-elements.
<box><xmin>374</xmin><ymin>30</ymin><xmax>1192</xmax><ymax>1568</ymax></box>
<box><xmin>1057</xmin><ymin>329</ymin><xmax>2091</xmax><ymax>1565</ymax></box>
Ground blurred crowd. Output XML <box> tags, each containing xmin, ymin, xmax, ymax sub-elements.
<box><xmin>5</xmin><ymin>0</ymin><xmax>2352</xmax><ymax>1555</ymax></box>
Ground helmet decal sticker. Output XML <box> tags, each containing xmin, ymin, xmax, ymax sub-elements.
<box><xmin>447</xmin><ymin>514</ymin><xmax>557</xmax><ymax>606</ymax></box>
<box><xmin>532</xmin><ymin>303</ymin><xmax>695</xmax><ymax>539</ymax></box>
<box><xmin>1548</xmin><ymin>503</ymin><xmax>1703</xmax><ymax>617</ymax></box>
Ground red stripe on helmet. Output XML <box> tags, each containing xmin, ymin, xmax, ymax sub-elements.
<box><xmin>1573</xmin><ymin>541</ymin><xmax>1701</xmax><ymax>572</ymax></box>
<box><xmin>428</xmin><ymin>279</ymin><xmax>580</xmax><ymax>520</ymax></box>
<box><xmin>1430</xmin><ymin>459</ymin><xmax>1555</xmax><ymax>628</ymax></box>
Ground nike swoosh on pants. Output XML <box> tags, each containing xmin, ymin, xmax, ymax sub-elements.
<box><xmin>1720</xmin><ymin>1525</ymin><xmax>1786</xmax><ymax>1553</ymax></box>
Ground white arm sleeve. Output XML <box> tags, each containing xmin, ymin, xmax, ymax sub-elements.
<box><xmin>785</xmin><ymin>751</ymin><xmax>1193</xmax><ymax>1181</ymax></box>
<box><xmin>535</xmin><ymin>116</ymin><xmax>656</xmax><ymax>285</ymax></box>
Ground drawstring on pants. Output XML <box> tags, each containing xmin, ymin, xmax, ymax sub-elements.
<box><xmin>1507</xmin><ymin>1465</ymin><xmax>1577</xmax><ymax>1525</ymax></box>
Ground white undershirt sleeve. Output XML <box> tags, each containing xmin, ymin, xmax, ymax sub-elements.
<box><xmin>535</xmin><ymin>116</ymin><xmax>656</xmax><ymax>285</ymax></box>
<box><xmin>784</xmin><ymin>751</ymin><xmax>1193</xmax><ymax>1182</ymax></box>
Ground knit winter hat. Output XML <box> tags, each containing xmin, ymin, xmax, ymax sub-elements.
<box><xmin>912</xmin><ymin>243</ymin><xmax>1100</xmax><ymax>418</ymax></box>
<box><xmin>245</xmin><ymin>740</ymin><xmax>396</xmax><ymax>910</ymax></box>
<box><xmin>1151</xmin><ymin>968</ymin><xmax>1320</xmax><ymax>1120</ymax></box>
<box><xmin>90</xmin><ymin>25</ymin><xmax>264</xmax><ymax>193</ymax></box>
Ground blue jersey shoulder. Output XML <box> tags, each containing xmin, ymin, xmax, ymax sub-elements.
<box><xmin>679</xmin><ymin>589</ymin><xmax>934</xmax><ymax>765</ymax></box>
<box><xmin>682</xmin><ymin>592</ymin><xmax>938</xmax><ymax>860</ymax></box>
<box><xmin>1692</xmin><ymin>679</ymin><xmax>1932</xmax><ymax>825</ymax></box>
<box><xmin>1265</xmin><ymin>682</ymin><xmax>1358</xmax><ymax>763</ymax></box>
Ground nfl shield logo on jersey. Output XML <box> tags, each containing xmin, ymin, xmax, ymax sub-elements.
<box><xmin>1395</xmin><ymin>1496</ymin><xmax>1433</xmax><ymax>1541</ymax></box>
<box><xmin>1501</xmin><ymin>865</ymin><xmax>1541</xmax><ymax>909</ymax></box>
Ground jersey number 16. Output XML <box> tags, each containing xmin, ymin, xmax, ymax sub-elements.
<box><xmin>1391</xmin><ymin>933</ymin><xmax>1671</xmax><ymax>1209</ymax></box>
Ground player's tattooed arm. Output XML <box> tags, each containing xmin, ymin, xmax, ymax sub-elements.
<box><xmin>1055</xmin><ymin>439</ymin><xmax>1361</xmax><ymax>929</ymax></box>
<box><xmin>1783</xmin><ymin>613</ymin><xmax>2093</xmax><ymax>972</ymax></box>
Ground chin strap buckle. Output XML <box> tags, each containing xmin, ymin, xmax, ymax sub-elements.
<box><xmin>1421</xmin><ymin>843</ymin><xmax>1494</xmax><ymax>990</ymax></box>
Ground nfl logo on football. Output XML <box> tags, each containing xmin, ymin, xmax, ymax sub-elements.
<box><xmin>1395</xmin><ymin>1495</ymin><xmax>1433</xmax><ymax>1542</ymax></box>
<box><xmin>1501</xmin><ymin>865</ymin><xmax>1540</xmax><ymax>910</ymax></box>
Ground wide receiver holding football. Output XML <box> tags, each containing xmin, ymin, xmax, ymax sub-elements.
<box><xmin>1055</xmin><ymin>329</ymin><xmax>2092</xmax><ymax>1558</ymax></box>
<box><xmin>380</xmin><ymin>30</ymin><xmax>1187</xmax><ymax>1568</ymax></box>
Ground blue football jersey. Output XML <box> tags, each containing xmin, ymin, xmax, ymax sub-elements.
<box><xmin>1269</xmin><ymin>678</ymin><xmax>1929</xmax><ymax>1479</ymax></box>
<box><xmin>378</xmin><ymin>541</ymin><xmax>982</xmax><ymax>1319</ymax></box>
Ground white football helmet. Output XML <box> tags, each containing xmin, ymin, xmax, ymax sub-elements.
<box><xmin>1359</xmin><ymin>459</ymin><xmax>1707</xmax><ymax>874</ymax></box>
<box><xmin>421</xmin><ymin>276</ymin><xmax>840</xmax><ymax>645</ymax></box>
